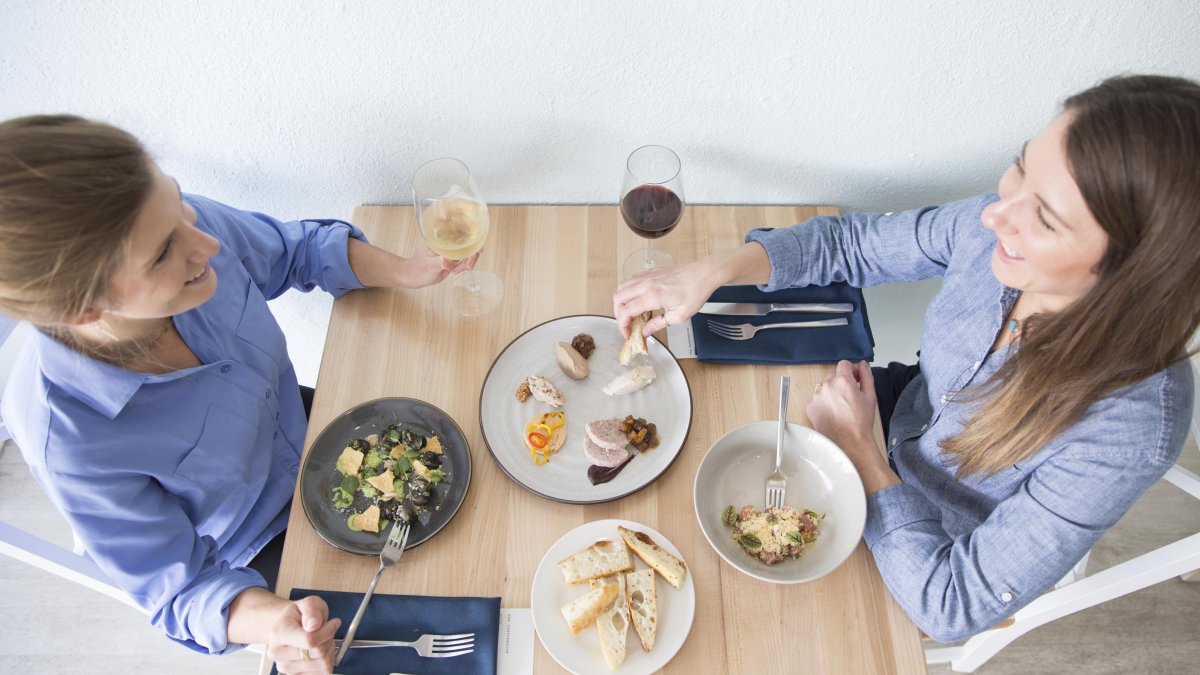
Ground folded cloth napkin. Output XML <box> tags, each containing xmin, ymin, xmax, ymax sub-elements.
<box><xmin>693</xmin><ymin>283</ymin><xmax>874</xmax><ymax>364</ymax></box>
<box><xmin>269</xmin><ymin>589</ymin><xmax>501</xmax><ymax>675</ymax></box>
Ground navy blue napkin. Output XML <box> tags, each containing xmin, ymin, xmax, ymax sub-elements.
<box><xmin>693</xmin><ymin>283</ymin><xmax>874</xmax><ymax>364</ymax></box>
<box><xmin>269</xmin><ymin>589</ymin><xmax>500</xmax><ymax>675</ymax></box>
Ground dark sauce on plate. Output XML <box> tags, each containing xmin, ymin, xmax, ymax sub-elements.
<box><xmin>587</xmin><ymin>452</ymin><xmax>635</xmax><ymax>485</ymax></box>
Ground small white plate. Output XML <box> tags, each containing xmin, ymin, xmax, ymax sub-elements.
<box><xmin>531</xmin><ymin>519</ymin><xmax>696</xmax><ymax>675</ymax></box>
<box><xmin>479</xmin><ymin>315</ymin><xmax>692</xmax><ymax>503</ymax></box>
<box><xmin>694</xmin><ymin>421</ymin><xmax>866</xmax><ymax>584</ymax></box>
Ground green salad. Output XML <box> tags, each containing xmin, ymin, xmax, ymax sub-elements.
<box><xmin>332</xmin><ymin>423</ymin><xmax>446</xmax><ymax>533</ymax></box>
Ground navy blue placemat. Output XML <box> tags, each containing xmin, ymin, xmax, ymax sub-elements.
<box><xmin>693</xmin><ymin>283</ymin><xmax>874</xmax><ymax>364</ymax></box>
<box><xmin>269</xmin><ymin>589</ymin><xmax>500</xmax><ymax>675</ymax></box>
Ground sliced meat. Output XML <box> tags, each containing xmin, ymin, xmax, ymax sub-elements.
<box><xmin>586</xmin><ymin>418</ymin><xmax>629</xmax><ymax>452</ymax></box>
<box><xmin>584</xmin><ymin>436</ymin><xmax>630</xmax><ymax>468</ymax></box>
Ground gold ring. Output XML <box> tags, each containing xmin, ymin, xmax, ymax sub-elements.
<box><xmin>300</xmin><ymin>647</ymin><xmax>311</xmax><ymax>661</ymax></box>
<box><xmin>814</xmin><ymin>382</ymin><xmax>823</xmax><ymax>392</ymax></box>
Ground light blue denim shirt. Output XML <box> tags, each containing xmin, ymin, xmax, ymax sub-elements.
<box><xmin>1</xmin><ymin>195</ymin><xmax>365</xmax><ymax>654</ymax></box>
<box><xmin>746</xmin><ymin>194</ymin><xmax>1194</xmax><ymax>642</ymax></box>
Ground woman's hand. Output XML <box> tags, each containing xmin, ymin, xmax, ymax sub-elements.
<box><xmin>612</xmin><ymin>242</ymin><xmax>773</xmax><ymax>338</ymax></box>
<box><xmin>612</xmin><ymin>262</ymin><xmax>717</xmax><ymax>337</ymax></box>
<box><xmin>805</xmin><ymin>360</ymin><xmax>900</xmax><ymax>494</ymax></box>
<box><xmin>398</xmin><ymin>240</ymin><xmax>479</xmax><ymax>288</ymax></box>
<box><xmin>266</xmin><ymin>596</ymin><xmax>341</xmax><ymax>675</ymax></box>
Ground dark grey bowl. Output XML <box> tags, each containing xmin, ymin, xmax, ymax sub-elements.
<box><xmin>300</xmin><ymin>397</ymin><xmax>472</xmax><ymax>555</ymax></box>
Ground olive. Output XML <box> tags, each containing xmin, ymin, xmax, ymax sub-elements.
<box><xmin>408</xmin><ymin>434</ymin><xmax>426</xmax><ymax>451</ymax></box>
<box><xmin>379</xmin><ymin>437</ymin><xmax>397</xmax><ymax>452</ymax></box>
<box><xmin>349</xmin><ymin>438</ymin><xmax>369</xmax><ymax>451</ymax></box>
<box><xmin>408</xmin><ymin>477</ymin><xmax>432</xmax><ymax>506</ymax></box>
<box><xmin>377</xmin><ymin>499</ymin><xmax>401</xmax><ymax>521</ymax></box>
<box><xmin>396</xmin><ymin>504</ymin><xmax>416</xmax><ymax>524</ymax></box>
<box><xmin>418</xmin><ymin>451</ymin><xmax>442</xmax><ymax>468</ymax></box>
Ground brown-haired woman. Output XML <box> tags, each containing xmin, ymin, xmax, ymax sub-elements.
<box><xmin>613</xmin><ymin>74</ymin><xmax>1199</xmax><ymax>642</ymax></box>
<box><xmin>0</xmin><ymin>115</ymin><xmax>475</xmax><ymax>673</ymax></box>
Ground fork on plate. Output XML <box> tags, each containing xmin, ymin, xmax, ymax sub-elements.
<box><xmin>766</xmin><ymin>375</ymin><xmax>790</xmax><ymax>509</ymax></box>
<box><xmin>334</xmin><ymin>518</ymin><xmax>412</xmax><ymax>666</ymax></box>
<box><xmin>706</xmin><ymin>318</ymin><xmax>848</xmax><ymax>340</ymax></box>
<box><xmin>340</xmin><ymin>632</ymin><xmax>475</xmax><ymax>658</ymax></box>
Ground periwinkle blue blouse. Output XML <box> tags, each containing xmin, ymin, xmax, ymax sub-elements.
<box><xmin>1</xmin><ymin>195</ymin><xmax>365</xmax><ymax>654</ymax></box>
<box><xmin>746</xmin><ymin>194</ymin><xmax>1193</xmax><ymax>643</ymax></box>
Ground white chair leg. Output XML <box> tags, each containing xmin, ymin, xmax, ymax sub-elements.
<box><xmin>1181</xmin><ymin>569</ymin><xmax>1200</xmax><ymax>582</ymax></box>
<box><xmin>926</xmin><ymin>530</ymin><xmax>1200</xmax><ymax>672</ymax></box>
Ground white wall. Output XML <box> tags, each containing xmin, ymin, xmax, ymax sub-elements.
<box><xmin>3</xmin><ymin>0</ymin><xmax>1199</xmax><ymax>385</ymax></box>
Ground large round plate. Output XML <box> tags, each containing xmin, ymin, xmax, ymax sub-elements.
<box><xmin>479</xmin><ymin>315</ymin><xmax>691</xmax><ymax>503</ymax></box>
<box><xmin>300</xmin><ymin>397</ymin><xmax>472</xmax><ymax>555</ymax></box>
<box><xmin>694</xmin><ymin>421</ymin><xmax>865</xmax><ymax>583</ymax></box>
<box><xmin>531</xmin><ymin>519</ymin><xmax>695</xmax><ymax>675</ymax></box>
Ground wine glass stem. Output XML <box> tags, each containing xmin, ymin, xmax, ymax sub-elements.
<box><xmin>467</xmin><ymin>271</ymin><xmax>481</xmax><ymax>294</ymax></box>
<box><xmin>645</xmin><ymin>238</ymin><xmax>656</xmax><ymax>270</ymax></box>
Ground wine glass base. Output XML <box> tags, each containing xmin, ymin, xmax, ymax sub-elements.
<box><xmin>622</xmin><ymin>248</ymin><xmax>674</xmax><ymax>281</ymax></box>
<box><xmin>451</xmin><ymin>271</ymin><xmax>504</xmax><ymax>316</ymax></box>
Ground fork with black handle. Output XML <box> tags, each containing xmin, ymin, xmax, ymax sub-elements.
<box><xmin>333</xmin><ymin>518</ymin><xmax>412</xmax><ymax>667</ymax></box>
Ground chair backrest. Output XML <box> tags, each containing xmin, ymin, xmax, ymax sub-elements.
<box><xmin>0</xmin><ymin>519</ymin><xmax>144</xmax><ymax>611</ymax></box>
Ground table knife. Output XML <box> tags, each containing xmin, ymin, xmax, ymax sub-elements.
<box><xmin>699</xmin><ymin>302</ymin><xmax>853</xmax><ymax>315</ymax></box>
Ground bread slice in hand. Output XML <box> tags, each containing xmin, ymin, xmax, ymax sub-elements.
<box><xmin>590</xmin><ymin>574</ymin><xmax>629</xmax><ymax>670</ymax></box>
<box><xmin>557</xmin><ymin>539</ymin><xmax>634</xmax><ymax>585</ymax></box>
<box><xmin>625</xmin><ymin>568</ymin><xmax>657</xmax><ymax>652</ymax></box>
<box><xmin>618</xmin><ymin>312</ymin><xmax>651</xmax><ymax>365</ymax></box>
<box><xmin>618</xmin><ymin>526</ymin><xmax>687</xmax><ymax>588</ymax></box>
<box><xmin>560</xmin><ymin>583</ymin><xmax>618</xmax><ymax>635</ymax></box>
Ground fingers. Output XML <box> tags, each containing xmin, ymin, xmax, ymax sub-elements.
<box><xmin>643</xmin><ymin>313</ymin><xmax>671</xmax><ymax>336</ymax></box>
<box><xmin>296</xmin><ymin>595</ymin><xmax>330</xmax><ymax>631</ymax></box>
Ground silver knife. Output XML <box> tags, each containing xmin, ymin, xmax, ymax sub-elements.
<box><xmin>699</xmin><ymin>302</ymin><xmax>853</xmax><ymax>315</ymax></box>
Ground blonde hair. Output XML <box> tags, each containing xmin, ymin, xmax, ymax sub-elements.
<box><xmin>943</xmin><ymin>75</ymin><xmax>1200</xmax><ymax>477</ymax></box>
<box><xmin>0</xmin><ymin>115</ymin><xmax>155</xmax><ymax>357</ymax></box>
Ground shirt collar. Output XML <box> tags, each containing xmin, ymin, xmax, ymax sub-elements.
<box><xmin>33</xmin><ymin>328</ymin><xmax>196</xmax><ymax>420</ymax></box>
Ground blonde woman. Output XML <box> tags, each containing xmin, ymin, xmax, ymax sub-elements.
<box><xmin>0</xmin><ymin>115</ymin><xmax>474</xmax><ymax>673</ymax></box>
<box><xmin>614</xmin><ymin>74</ymin><xmax>1200</xmax><ymax>641</ymax></box>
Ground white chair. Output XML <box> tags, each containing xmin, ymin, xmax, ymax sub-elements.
<box><xmin>925</xmin><ymin>460</ymin><xmax>1200</xmax><ymax>672</ymax></box>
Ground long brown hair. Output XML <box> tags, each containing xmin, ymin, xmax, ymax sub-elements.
<box><xmin>0</xmin><ymin>115</ymin><xmax>155</xmax><ymax>358</ymax></box>
<box><xmin>944</xmin><ymin>74</ymin><xmax>1200</xmax><ymax>477</ymax></box>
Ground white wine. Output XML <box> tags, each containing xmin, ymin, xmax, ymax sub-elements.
<box><xmin>421</xmin><ymin>197</ymin><xmax>489</xmax><ymax>260</ymax></box>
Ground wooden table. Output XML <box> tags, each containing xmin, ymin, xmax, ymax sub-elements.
<box><xmin>259</xmin><ymin>205</ymin><xmax>925</xmax><ymax>674</ymax></box>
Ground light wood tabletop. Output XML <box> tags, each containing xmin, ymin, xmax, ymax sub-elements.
<box><xmin>259</xmin><ymin>204</ymin><xmax>926</xmax><ymax>674</ymax></box>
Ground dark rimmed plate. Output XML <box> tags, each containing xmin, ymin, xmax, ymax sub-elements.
<box><xmin>478</xmin><ymin>315</ymin><xmax>692</xmax><ymax>504</ymax></box>
<box><xmin>300</xmin><ymin>397</ymin><xmax>472</xmax><ymax>555</ymax></box>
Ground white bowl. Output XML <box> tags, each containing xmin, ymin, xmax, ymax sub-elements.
<box><xmin>693</xmin><ymin>420</ymin><xmax>866</xmax><ymax>583</ymax></box>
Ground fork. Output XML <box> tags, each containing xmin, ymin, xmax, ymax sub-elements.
<box><xmin>340</xmin><ymin>632</ymin><xmax>475</xmax><ymax>658</ymax></box>
<box><xmin>334</xmin><ymin>519</ymin><xmax>412</xmax><ymax>666</ymax></box>
<box><xmin>766</xmin><ymin>375</ymin><xmax>789</xmax><ymax>509</ymax></box>
<box><xmin>706</xmin><ymin>318</ymin><xmax>848</xmax><ymax>340</ymax></box>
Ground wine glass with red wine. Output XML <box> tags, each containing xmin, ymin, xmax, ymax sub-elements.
<box><xmin>620</xmin><ymin>145</ymin><xmax>684</xmax><ymax>280</ymax></box>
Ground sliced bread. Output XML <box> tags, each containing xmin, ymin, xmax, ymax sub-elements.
<box><xmin>557</xmin><ymin>539</ymin><xmax>634</xmax><ymax>584</ymax></box>
<box><xmin>618</xmin><ymin>526</ymin><xmax>687</xmax><ymax>588</ymax></box>
<box><xmin>625</xmin><ymin>568</ymin><xmax>657</xmax><ymax>652</ymax></box>
<box><xmin>560</xmin><ymin>583</ymin><xmax>617</xmax><ymax>634</ymax></box>
<box><xmin>618</xmin><ymin>312</ymin><xmax>650</xmax><ymax>365</ymax></box>
<box><xmin>590</xmin><ymin>574</ymin><xmax>629</xmax><ymax>670</ymax></box>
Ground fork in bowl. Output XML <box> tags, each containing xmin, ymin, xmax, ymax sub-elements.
<box><xmin>341</xmin><ymin>632</ymin><xmax>475</xmax><ymax>658</ymax></box>
<box><xmin>706</xmin><ymin>318</ymin><xmax>848</xmax><ymax>340</ymax></box>
<box><xmin>334</xmin><ymin>517</ymin><xmax>413</xmax><ymax>666</ymax></box>
<box><xmin>766</xmin><ymin>375</ymin><xmax>790</xmax><ymax>510</ymax></box>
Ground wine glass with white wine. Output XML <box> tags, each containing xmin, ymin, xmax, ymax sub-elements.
<box><xmin>412</xmin><ymin>157</ymin><xmax>503</xmax><ymax>316</ymax></box>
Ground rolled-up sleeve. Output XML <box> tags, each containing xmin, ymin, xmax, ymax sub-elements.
<box><xmin>42</xmin><ymin>468</ymin><xmax>265</xmax><ymax>654</ymax></box>
<box><xmin>863</xmin><ymin>444</ymin><xmax>1175</xmax><ymax>643</ymax></box>
<box><xmin>184</xmin><ymin>194</ymin><xmax>367</xmax><ymax>300</ymax></box>
<box><xmin>745</xmin><ymin>194</ymin><xmax>996</xmax><ymax>291</ymax></box>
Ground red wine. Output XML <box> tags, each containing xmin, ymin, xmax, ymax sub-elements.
<box><xmin>621</xmin><ymin>185</ymin><xmax>682</xmax><ymax>239</ymax></box>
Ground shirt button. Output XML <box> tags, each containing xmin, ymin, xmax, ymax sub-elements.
<box><xmin>266</xmin><ymin>389</ymin><xmax>272</xmax><ymax>399</ymax></box>
<box><xmin>973</xmin><ymin>361</ymin><xmax>981</xmax><ymax>369</ymax></box>
<box><xmin>276</xmin><ymin>412</ymin><xmax>281</xmax><ymax>422</ymax></box>
<box><xmin>890</xmin><ymin>437</ymin><xmax>898</xmax><ymax>447</ymax></box>
<box><xmin>220</xmin><ymin>365</ymin><xmax>231</xmax><ymax>374</ymax></box>
<box><xmin>273</xmin><ymin>431</ymin><xmax>278</xmax><ymax>439</ymax></box>
<box><xmin>1000</xmin><ymin>592</ymin><xmax>1013</xmax><ymax>603</ymax></box>
<box><xmin>291</xmin><ymin>465</ymin><xmax>299</xmax><ymax>475</ymax></box>
<box><xmin>940</xmin><ymin>394</ymin><xmax>949</xmax><ymax>403</ymax></box>
<box><xmin>920</xmin><ymin>424</ymin><xmax>928</xmax><ymax>432</ymax></box>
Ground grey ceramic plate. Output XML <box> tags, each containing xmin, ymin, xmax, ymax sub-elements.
<box><xmin>300</xmin><ymin>397</ymin><xmax>472</xmax><ymax>555</ymax></box>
